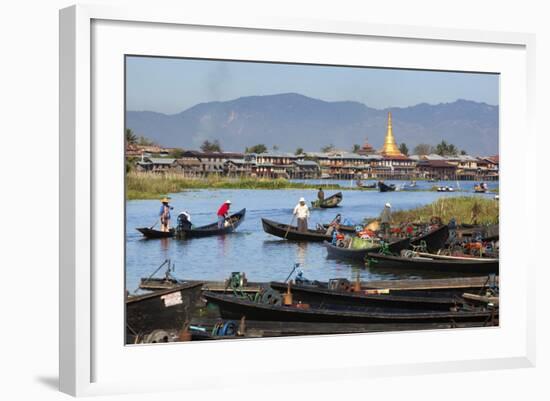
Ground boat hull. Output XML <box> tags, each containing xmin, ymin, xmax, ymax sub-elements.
<box><xmin>261</xmin><ymin>218</ymin><xmax>331</xmax><ymax>242</ymax></box>
<box><xmin>204</xmin><ymin>292</ymin><xmax>495</xmax><ymax>324</ymax></box>
<box><xmin>324</xmin><ymin>237</ymin><xmax>410</xmax><ymax>261</ymax></box>
<box><xmin>126</xmin><ymin>282</ymin><xmax>203</xmax><ymax>334</ymax></box>
<box><xmin>136</xmin><ymin>227</ymin><xmax>175</xmax><ymax>239</ymax></box>
<box><xmin>269</xmin><ymin>282</ymin><xmax>462</xmax><ymax>311</ymax></box>
<box><xmin>366</xmin><ymin>253</ymin><xmax>499</xmax><ymax>274</ymax></box>
<box><xmin>176</xmin><ymin>208</ymin><xmax>246</xmax><ymax>238</ymax></box>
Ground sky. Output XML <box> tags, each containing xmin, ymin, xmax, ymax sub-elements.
<box><xmin>126</xmin><ymin>56</ymin><xmax>499</xmax><ymax>114</ymax></box>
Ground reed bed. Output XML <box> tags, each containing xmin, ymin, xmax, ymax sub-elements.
<box><xmin>391</xmin><ymin>196</ymin><xmax>499</xmax><ymax>225</ymax></box>
<box><xmin>126</xmin><ymin>172</ymin><xmax>342</xmax><ymax>200</ymax></box>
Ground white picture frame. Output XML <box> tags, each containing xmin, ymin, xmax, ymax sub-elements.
<box><xmin>59</xmin><ymin>4</ymin><xmax>536</xmax><ymax>397</ymax></box>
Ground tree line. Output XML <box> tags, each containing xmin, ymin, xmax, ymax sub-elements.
<box><xmin>126</xmin><ymin>128</ymin><xmax>467</xmax><ymax>158</ymax></box>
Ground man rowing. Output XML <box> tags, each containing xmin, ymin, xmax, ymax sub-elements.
<box><xmin>159</xmin><ymin>197</ymin><xmax>173</xmax><ymax>232</ymax></box>
<box><xmin>317</xmin><ymin>187</ymin><xmax>325</xmax><ymax>202</ymax></box>
<box><xmin>217</xmin><ymin>200</ymin><xmax>232</xmax><ymax>228</ymax></box>
<box><xmin>293</xmin><ymin>197</ymin><xmax>310</xmax><ymax>232</ymax></box>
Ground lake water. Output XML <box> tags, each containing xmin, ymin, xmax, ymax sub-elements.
<box><xmin>125</xmin><ymin>180</ymin><xmax>498</xmax><ymax>292</ymax></box>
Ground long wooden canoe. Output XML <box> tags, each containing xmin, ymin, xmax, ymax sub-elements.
<box><xmin>261</xmin><ymin>218</ymin><xmax>332</xmax><ymax>241</ymax></box>
<box><xmin>204</xmin><ymin>292</ymin><xmax>496</xmax><ymax>324</ymax></box>
<box><xmin>311</xmin><ymin>192</ymin><xmax>343</xmax><ymax>209</ymax></box>
<box><xmin>366</xmin><ymin>252</ymin><xmax>499</xmax><ymax>274</ymax></box>
<box><xmin>269</xmin><ymin>281</ymin><xmax>462</xmax><ymax>311</ymax></box>
<box><xmin>176</xmin><ymin>208</ymin><xmax>246</xmax><ymax>239</ymax></box>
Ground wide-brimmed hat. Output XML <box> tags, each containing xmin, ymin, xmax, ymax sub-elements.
<box><xmin>161</xmin><ymin>197</ymin><xmax>171</xmax><ymax>203</ymax></box>
<box><xmin>225</xmin><ymin>200</ymin><xmax>232</xmax><ymax>204</ymax></box>
<box><xmin>385</xmin><ymin>203</ymin><xmax>391</xmax><ymax>208</ymax></box>
<box><xmin>299</xmin><ymin>197</ymin><xmax>306</xmax><ymax>202</ymax></box>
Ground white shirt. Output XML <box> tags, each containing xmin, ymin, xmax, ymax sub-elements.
<box><xmin>293</xmin><ymin>203</ymin><xmax>310</xmax><ymax>219</ymax></box>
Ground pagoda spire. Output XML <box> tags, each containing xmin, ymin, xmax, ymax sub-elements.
<box><xmin>380</xmin><ymin>111</ymin><xmax>403</xmax><ymax>157</ymax></box>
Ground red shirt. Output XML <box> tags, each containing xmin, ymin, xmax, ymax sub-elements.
<box><xmin>217</xmin><ymin>203</ymin><xmax>230</xmax><ymax>217</ymax></box>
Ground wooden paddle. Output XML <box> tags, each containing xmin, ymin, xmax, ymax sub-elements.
<box><xmin>284</xmin><ymin>215</ymin><xmax>295</xmax><ymax>239</ymax></box>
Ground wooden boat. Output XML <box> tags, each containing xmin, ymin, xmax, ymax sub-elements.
<box><xmin>411</xmin><ymin>224</ymin><xmax>449</xmax><ymax>253</ymax></box>
<box><xmin>136</xmin><ymin>227</ymin><xmax>175</xmax><ymax>239</ymax></box>
<box><xmin>323</xmin><ymin>225</ymin><xmax>447</xmax><ymax>262</ymax></box>
<box><xmin>261</xmin><ymin>218</ymin><xmax>332</xmax><ymax>241</ymax></box>
<box><xmin>311</xmin><ymin>192</ymin><xmax>343</xmax><ymax>208</ymax></box>
<box><xmin>176</xmin><ymin>208</ymin><xmax>246</xmax><ymax>239</ymax></box>
<box><xmin>126</xmin><ymin>282</ymin><xmax>203</xmax><ymax>335</ymax></box>
<box><xmin>366</xmin><ymin>252</ymin><xmax>499</xmax><ymax>274</ymax></box>
<box><xmin>378</xmin><ymin>181</ymin><xmax>396</xmax><ymax>192</ymax></box>
<box><xmin>324</xmin><ymin>237</ymin><xmax>410</xmax><ymax>262</ymax></box>
<box><xmin>269</xmin><ymin>281</ymin><xmax>463</xmax><ymax>311</ymax></box>
<box><xmin>203</xmin><ymin>292</ymin><xmax>496</xmax><ymax>324</ymax></box>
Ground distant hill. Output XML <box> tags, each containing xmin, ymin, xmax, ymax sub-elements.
<box><xmin>126</xmin><ymin>93</ymin><xmax>498</xmax><ymax>155</ymax></box>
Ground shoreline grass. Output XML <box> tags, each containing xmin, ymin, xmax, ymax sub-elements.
<box><xmin>126</xmin><ymin>172</ymin><xmax>346</xmax><ymax>200</ymax></box>
<box><xmin>126</xmin><ymin>172</ymin><xmax>499</xmax><ymax>202</ymax></box>
<box><xmin>390</xmin><ymin>196</ymin><xmax>499</xmax><ymax>226</ymax></box>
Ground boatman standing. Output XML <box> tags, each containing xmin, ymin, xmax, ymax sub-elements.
<box><xmin>293</xmin><ymin>197</ymin><xmax>310</xmax><ymax>232</ymax></box>
<box><xmin>217</xmin><ymin>200</ymin><xmax>232</xmax><ymax>228</ymax></box>
<box><xmin>380</xmin><ymin>203</ymin><xmax>392</xmax><ymax>237</ymax></box>
<box><xmin>317</xmin><ymin>187</ymin><xmax>325</xmax><ymax>202</ymax></box>
<box><xmin>159</xmin><ymin>197</ymin><xmax>173</xmax><ymax>232</ymax></box>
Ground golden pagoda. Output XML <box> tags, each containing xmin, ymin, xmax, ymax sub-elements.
<box><xmin>380</xmin><ymin>111</ymin><xmax>403</xmax><ymax>157</ymax></box>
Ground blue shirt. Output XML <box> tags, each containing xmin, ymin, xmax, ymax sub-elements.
<box><xmin>159</xmin><ymin>204</ymin><xmax>170</xmax><ymax>219</ymax></box>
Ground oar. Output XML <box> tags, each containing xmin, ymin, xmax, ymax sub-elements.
<box><xmin>150</xmin><ymin>220</ymin><xmax>158</xmax><ymax>230</ymax></box>
<box><xmin>284</xmin><ymin>263</ymin><xmax>300</xmax><ymax>282</ymax></box>
<box><xmin>284</xmin><ymin>215</ymin><xmax>296</xmax><ymax>239</ymax></box>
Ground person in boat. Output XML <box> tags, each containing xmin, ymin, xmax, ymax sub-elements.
<box><xmin>317</xmin><ymin>188</ymin><xmax>325</xmax><ymax>202</ymax></box>
<box><xmin>325</xmin><ymin>213</ymin><xmax>342</xmax><ymax>236</ymax></box>
<box><xmin>177</xmin><ymin>211</ymin><xmax>192</xmax><ymax>231</ymax></box>
<box><xmin>217</xmin><ymin>200</ymin><xmax>231</xmax><ymax>228</ymax></box>
<box><xmin>380</xmin><ymin>203</ymin><xmax>392</xmax><ymax>236</ymax></box>
<box><xmin>159</xmin><ymin>197</ymin><xmax>173</xmax><ymax>232</ymax></box>
<box><xmin>293</xmin><ymin>197</ymin><xmax>310</xmax><ymax>232</ymax></box>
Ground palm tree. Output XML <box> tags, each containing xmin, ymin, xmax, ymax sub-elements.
<box><xmin>125</xmin><ymin>128</ymin><xmax>137</xmax><ymax>145</ymax></box>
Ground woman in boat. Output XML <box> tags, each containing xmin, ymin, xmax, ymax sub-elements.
<box><xmin>293</xmin><ymin>197</ymin><xmax>310</xmax><ymax>232</ymax></box>
<box><xmin>177</xmin><ymin>211</ymin><xmax>192</xmax><ymax>231</ymax></box>
<box><xmin>380</xmin><ymin>203</ymin><xmax>392</xmax><ymax>236</ymax></box>
<box><xmin>159</xmin><ymin>197</ymin><xmax>173</xmax><ymax>232</ymax></box>
<box><xmin>217</xmin><ymin>200</ymin><xmax>232</xmax><ymax>228</ymax></box>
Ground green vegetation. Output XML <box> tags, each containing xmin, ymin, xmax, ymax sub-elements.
<box><xmin>125</xmin><ymin>128</ymin><xmax>137</xmax><ymax>145</ymax></box>
<box><xmin>412</xmin><ymin>143</ymin><xmax>431</xmax><ymax>155</ymax></box>
<box><xmin>352</xmin><ymin>144</ymin><xmax>361</xmax><ymax>153</ymax></box>
<box><xmin>245</xmin><ymin>144</ymin><xmax>267</xmax><ymax>154</ymax></box>
<box><xmin>200</xmin><ymin>140</ymin><xmax>222</xmax><ymax>152</ymax></box>
<box><xmin>321</xmin><ymin>144</ymin><xmax>335</xmax><ymax>153</ymax></box>
<box><xmin>399</xmin><ymin>143</ymin><xmax>409</xmax><ymax>156</ymax></box>
<box><xmin>295</xmin><ymin>147</ymin><xmax>304</xmax><ymax>155</ymax></box>
<box><xmin>391</xmin><ymin>196</ymin><xmax>499</xmax><ymax>225</ymax></box>
<box><xmin>126</xmin><ymin>172</ymin><xmax>343</xmax><ymax>200</ymax></box>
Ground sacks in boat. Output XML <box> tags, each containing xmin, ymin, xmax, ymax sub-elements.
<box><xmin>366</xmin><ymin>220</ymin><xmax>380</xmax><ymax>231</ymax></box>
<box><xmin>350</xmin><ymin>237</ymin><xmax>378</xmax><ymax>249</ymax></box>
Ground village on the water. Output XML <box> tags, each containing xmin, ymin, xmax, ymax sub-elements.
<box><xmin>126</xmin><ymin>107</ymin><xmax>500</xmax><ymax>344</ymax></box>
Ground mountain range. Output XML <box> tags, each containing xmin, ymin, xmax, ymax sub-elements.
<box><xmin>126</xmin><ymin>93</ymin><xmax>499</xmax><ymax>155</ymax></box>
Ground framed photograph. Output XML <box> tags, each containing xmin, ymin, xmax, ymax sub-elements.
<box><xmin>60</xmin><ymin>4</ymin><xmax>536</xmax><ymax>396</ymax></box>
